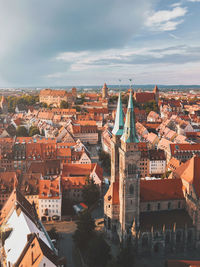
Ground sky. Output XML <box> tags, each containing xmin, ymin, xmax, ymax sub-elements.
<box><xmin>0</xmin><ymin>0</ymin><xmax>200</xmax><ymax>87</ymax></box>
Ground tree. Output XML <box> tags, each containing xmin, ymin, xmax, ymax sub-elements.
<box><xmin>47</xmin><ymin>226</ymin><xmax>59</xmax><ymax>240</ymax></box>
<box><xmin>74</xmin><ymin>105</ymin><xmax>81</xmax><ymax>112</ymax></box>
<box><xmin>86</xmin><ymin>234</ymin><xmax>111</xmax><ymax>267</ymax></box>
<box><xmin>82</xmin><ymin>177</ymin><xmax>100</xmax><ymax>207</ymax></box>
<box><xmin>41</xmin><ymin>102</ymin><xmax>48</xmax><ymax>108</ymax></box>
<box><xmin>29</xmin><ymin>126</ymin><xmax>40</xmax><ymax>136</ymax></box>
<box><xmin>60</xmin><ymin>100</ymin><xmax>69</xmax><ymax>109</ymax></box>
<box><xmin>16</xmin><ymin>126</ymin><xmax>29</xmax><ymax>137</ymax></box>
<box><xmin>117</xmin><ymin>240</ymin><xmax>135</xmax><ymax>267</ymax></box>
<box><xmin>73</xmin><ymin>210</ymin><xmax>95</xmax><ymax>250</ymax></box>
<box><xmin>99</xmin><ymin>150</ymin><xmax>111</xmax><ymax>175</ymax></box>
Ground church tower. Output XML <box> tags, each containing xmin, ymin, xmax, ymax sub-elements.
<box><xmin>104</xmin><ymin>93</ymin><xmax>124</xmax><ymax>238</ymax></box>
<box><xmin>111</xmin><ymin>93</ymin><xmax>124</xmax><ymax>184</ymax></box>
<box><xmin>153</xmin><ymin>85</ymin><xmax>159</xmax><ymax>103</ymax></box>
<box><xmin>102</xmin><ymin>83</ymin><xmax>108</xmax><ymax>99</ymax></box>
<box><xmin>119</xmin><ymin>90</ymin><xmax>141</xmax><ymax>242</ymax></box>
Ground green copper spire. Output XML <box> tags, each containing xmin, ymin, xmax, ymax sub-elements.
<box><xmin>121</xmin><ymin>90</ymin><xmax>139</xmax><ymax>143</ymax></box>
<box><xmin>112</xmin><ymin>93</ymin><xmax>124</xmax><ymax>136</ymax></box>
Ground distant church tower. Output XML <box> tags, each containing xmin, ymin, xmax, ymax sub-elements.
<box><xmin>0</xmin><ymin>96</ymin><xmax>8</xmax><ymax>114</ymax></box>
<box><xmin>102</xmin><ymin>83</ymin><xmax>108</xmax><ymax>99</ymax></box>
<box><xmin>153</xmin><ymin>85</ymin><xmax>159</xmax><ymax>103</ymax></box>
<box><xmin>119</xmin><ymin>90</ymin><xmax>141</xmax><ymax>242</ymax></box>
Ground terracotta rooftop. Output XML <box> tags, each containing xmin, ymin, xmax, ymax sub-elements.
<box><xmin>140</xmin><ymin>179</ymin><xmax>184</xmax><ymax>202</ymax></box>
<box><xmin>173</xmin><ymin>155</ymin><xmax>200</xmax><ymax>197</ymax></box>
<box><xmin>104</xmin><ymin>181</ymin><xmax>119</xmax><ymax>205</ymax></box>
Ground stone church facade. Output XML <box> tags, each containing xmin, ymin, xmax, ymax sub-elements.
<box><xmin>104</xmin><ymin>91</ymin><xmax>200</xmax><ymax>255</ymax></box>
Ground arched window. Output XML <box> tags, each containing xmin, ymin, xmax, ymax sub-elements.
<box><xmin>142</xmin><ymin>234</ymin><xmax>148</xmax><ymax>248</ymax></box>
<box><xmin>165</xmin><ymin>232</ymin><xmax>170</xmax><ymax>244</ymax></box>
<box><xmin>129</xmin><ymin>184</ymin><xmax>134</xmax><ymax>195</ymax></box>
<box><xmin>176</xmin><ymin>231</ymin><xmax>181</xmax><ymax>243</ymax></box>
<box><xmin>187</xmin><ymin>230</ymin><xmax>193</xmax><ymax>243</ymax></box>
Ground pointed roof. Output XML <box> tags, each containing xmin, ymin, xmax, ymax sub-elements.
<box><xmin>103</xmin><ymin>83</ymin><xmax>108</xmax><ymax>89</ymax></box>
<box><xmin>174</xmin><ymin>155</ymin><xmax>200</xmax><ymax>197</ymax></box>
<box><xmin>121</xmin><ymin>90</ymin><xmax>139</xmax><ymax>143</ymax></box>
<box><xmin>153</xmin><ymin>85</ymin><xmax>159</xmax><ymax>93</ymax></box>
<box><xmin>112</xmin><ymin>93</ymin><xmax>124</xmax><ymax>136</ymax></box>
<box><xmin>104</xmin><ymin>181</ymin><xmax>119</xmax><ymax>205</ymax></box>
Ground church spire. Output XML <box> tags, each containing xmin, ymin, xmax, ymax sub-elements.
<box><xmin>112</xmin><ymin>93</ymin><xmax>124</xmax><ymax>136</ymax></box>
<box><xmin>121</xmin><ymin>90</ymin><xmax>139</xmax><ymax>143</ymax></box>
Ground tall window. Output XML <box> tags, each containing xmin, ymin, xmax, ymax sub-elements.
<box><xmin>168</xmin><ymin>202</ymin><xmax>171</xmax><ymax>210</ymax></box>
<box><xmin>147</xmin><ymin>203</ymin><xmax>151</xmax><ymax>211</ymax></box>
<box><xmin>157</xmin><ymin>203</ymin><xmax>160</xmax><ymax>210</ymax></box>
<box><xmin>128</xmin><ymin>164</ymin><xmax>136</xmax><ymax>174</ymax></box>
<box><xmin>129</xmin><ymin>184</ymin><xmax>134</xmax><ymax>195</ymax></box>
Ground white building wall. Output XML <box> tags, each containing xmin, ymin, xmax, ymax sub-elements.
<box><xmin>39</xmin><ymin>198</ymin><xmax>62</xmax><ymax>220</ymax></box>
<box><xmin>149</xmin><ymin>160</ymin><xmax>166</xmax><ymax>174</ymax></box>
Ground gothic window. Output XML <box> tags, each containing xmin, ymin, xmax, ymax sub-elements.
<box><xmin>128</xmin><ymin>164</ymin><xmax>136</xmax><ymax>174</ymax></box>
<box><xmin>187</xmin><ymin>230</ymin><xmax>193</xmax><ymax>243</ymax></box>
<box><xmin>176</xmin><ymin>231</ymin><xmax>181</xmax><ymax>243</ymax></box>
<box><xmin>165</xmin><ymin>232</ymin><xmax>170</xmax><ymax>244</ymax></box>
<box><xmin>129</xmin><ymin>184</ymin><xmax>134</xmax><ymax>195</ymax></box>
<box><xmin>142</xmin><ymin>234</ymin><xmax>148</xmax><ymax>248</ymax></box>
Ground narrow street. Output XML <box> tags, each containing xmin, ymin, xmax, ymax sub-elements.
<box><xmin>44</xmin><ymin>221</ymin><xmax>77</xmax><ymax>267</ymax></box>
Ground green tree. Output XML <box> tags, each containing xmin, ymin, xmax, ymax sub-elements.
<box><xmin>99</xmin><ymin>150</ymin><xmax>111</xmax><ymax>175</ymax></box>
<box><xmin>29</xmin><ymin>126</ymin><xmax>40</xmax><ymax>136</ymax></box>
<box><xmin>86</xmin><ymin>234</ymin><xmax>111</xmax><ymax>267</ymax></box>
<box><xmin>16</xmin><ymin>126</ymin><xmax>29</xmax><ymax>137</ymax></box>
<box><xmin>106</xmin><ymin>259</ymin><xmax>120</xmax><ymax>267</ymax></box>
<box><xmin>47</xmin><ymin>226</ymin><xmax>59</xmax><ymax>240</ymax></box>
<box><xmin>41</xmin><ymin>102</ymin><xmax>48</xmax><ymax>108</ymax></box>
<box><xmin>74</xmin><ymin>105</ymin><xmax>81</xmax><ymax>112</ymax></box>
<box><xmin>60</xmin><ymin>100</ymin><xmax>69</xmax><ymax>109</ymax></box>
<box><xmin>82</xmin><ymin>177</ymin><xmax>100</xmax><ymax>207</ymax></box>
<box><xmin>73</xmin><ymin>210</ymin><xmax>95</xmax><ymax>250</ymax></box>
<box><xmin>117</xmin><ymin>240</ymin><xmax>135</xmax><ymax>267</ymax></box>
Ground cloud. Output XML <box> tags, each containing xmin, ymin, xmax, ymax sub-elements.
<box><xmin>0</xmin><ymin>0</ymin><xmax>156</xmax><ymax>86</ymax></box>
<box><xmin>45</xmin><ymin>44</ymin><xmax>200</xmax><ymax>81</ymax></box>
<box><xmin>145</xmin><ymin>6</ymin><xmax>187</xmax><ymax>31</ymax></box>
<box><xmin>188</xmin><ymin>0</ymin><xmax>200</xmax><ymax>2</ymax></box>
<box><xmin>169</xmin><ymin>33</ymin><xmax>180</xmax><ymax>39</ymax></box>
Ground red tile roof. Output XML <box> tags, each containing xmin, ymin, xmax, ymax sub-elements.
<box><xmin>140</xmin><ymin>179</ymin><xmax>184</xmax><ymax>202</ymax></box>
<box><xmin>104</xmin><ymin>181</ymin><xmax>119</xmax><ymax>205</ymax></box>
<box><xmin>173</xmin><ymin>155</ymin><xmax>200</xmax><ymax>197</ymax></box>
<box><xmin>39</xmin><ymin>177</ymin><xmax>60</xmax><ymax>199</ymax></box>
<box><xmin>166</xmin><ymin>259</ymin><xmax>200</xmax><ymax>267</ymax></box>
<box><xmin>170</xmin><ymin>143</ymin><xmax>200</xmax><ymax>156</ymax></box>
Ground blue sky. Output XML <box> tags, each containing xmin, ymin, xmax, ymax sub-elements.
<box><xmin>0</xmin><ymin>0</ymin><xmax>200</xmax><ymax>87</ymax></box>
